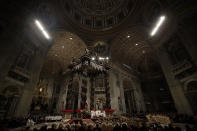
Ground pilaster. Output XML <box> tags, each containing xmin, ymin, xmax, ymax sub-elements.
<box><xmin>156</xmin><ymin>47</ymin><xmax>193</xmax><ymax>115</ymax></box>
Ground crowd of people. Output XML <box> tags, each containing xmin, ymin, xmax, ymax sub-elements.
<box><xmin>0</xmin><ymin>113</ymin><xmax>197</xmax><ymax>131</ymax></box>
<box><xmin>29</xmin><ymin>114</ymin><xmax>197</xmax><ymax>131</ymax></box>
<box><xmin>31</xmin><ymin>120</ymin><xmax>195</xmax><ymax>131</ymax></box>
<box><xmin>170</xmin><ymin>114</ymin><xmax>197</xmax><ymax>124</ymax></box>
<box><xmin>125</xmin><ymin>112</ymin><xmax>197</xmax><ymax>124</ymax></box>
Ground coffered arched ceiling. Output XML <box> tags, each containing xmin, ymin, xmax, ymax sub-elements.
<box><xmin>62</xmin><ymin>0</ymin><xmax>136</xmax><ymax>31</ymax></box>
<box><xmin>111</xmin><ymin>27</ymin><xmax>162</xmax><ymax>77</ymax></box>
<box><xmin>35</xmin><ymin>0</ymin><xmax>167</xmax><ymax>78</ymax></box>
<box><xmin>57</xmin><ymin>0</ymin><xmax>141</xmax><ymax>43</ymax></box>
<box><xmin>31</xmin><ymin>0</ymin><xmax>167</xmax><ymax>45</ymax></box>
<box><xmin>41</xmin><ymin>31</ymin><xmax>86</xmax><ymax>77</ymax></box>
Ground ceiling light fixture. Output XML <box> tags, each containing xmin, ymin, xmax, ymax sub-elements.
<box><xmin>35</xmin><ymin>20</ymin><xmax>50</xmax><ymax>39</ymax></box>
<box><xmin>69</xmin><ymin>37</ymin><xmax>73</xmax><ymax>40</ymax></box>
<box><xmin>150</xmin><ymin>16</ymin><xmax>165</xmax><ymax>36</ymax></box>
<box><xmin>135</xmin><ymin>43</ymin><xmax>138</xmax><ymax>46</ymax></box>
<box><xmin>127</xmin><ymin>35</ymin><xmax>130</xmax><ymax>38</ymax></box>
<box><xmin>106</xmin><ymin>57</ymin><xmax>109</xmax><ymax>60</ymax></box>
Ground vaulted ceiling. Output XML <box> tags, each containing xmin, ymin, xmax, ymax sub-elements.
<box><xmin>62</xmin><ymin>0</ymin><xmax>136</xmax><ymax>31</ymax></box>
<box><xmin>36</xmin><ymin>0</ymin><xmax>173</xmax><ymax>78</ymax></box>
<box><xmin>41</xmin><ymin>31</ymin><xmax>86</xmax><ymax>77</ymax></box>
<box><xmin>111</xmin><ymin>27</ymin><xmax>162</xmax><ymax>77</ymax></box>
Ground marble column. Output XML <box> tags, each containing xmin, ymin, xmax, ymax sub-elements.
<box><xmin>156</xmin><ymin>47</ymin><xmax>193</xmax><ymax>115</ymax></box>
<box><xmin>125</xmin><ymin>91</ymin><xmax>133</xmax><ymax>113</ymax></box>
<box><xmin>105</xmin><ymin>73</ymin><xmax>111</xmax><ymax>109</ymax></box>
<box><xmin>78</xmin><ymin>76</ymin><xmax>82</xmax><ymax>109</ymax></box>
<box><xmin>86</xmin><ymin>78</ymin><xmax>91</xmax><ymax>110</ymax></box>
<box><xmin>47</xmin><ymin>79</ymin><xmax>55</xmax><ymax>113</ymax></box>
<box><xmin>119</xmin><ymin>74</ymin><xmax>126</xmax><ymax>114</ymax></box>
<box><xmin>15</xmin><ymin>88</ymin><xmax>34</xmax><ymax>117</ymax></box>
<box><xmin>131</xmin><ymin>78</ymin><xmax>146</xmax><ymax>112</ymax></box>
<box><xmin>109</xmin><ymin>71</ymin><xmax>121</xmax><ymax>114</ymax></box>
<box><xmin>90</xmin><ymin>78</ymin><xmax>95</xmax><ymax>110</ymax></box>
<box><xmin>130</xmin><ymin>91</ymin><xmax>136</xmax><ymax>112</ymax></box>
<box><xmin>80</xmin><ymin>77</ymin><xmax>87</xmax><ymax>109</ymax></box>
<box><xmin>56</xmin><ymin>81</ymin><xmax>68</xmax><ymax>113</ymax></box>
<box><xmin>66</xmin><ymin>77</ymin><xmax>73</xmax><ymax>110</ymax></box>
<box><xmin>63</xmin><ymin>81</ymin><xmax>69</xmax><ymax>109</ymax></box>
<box><xmin>14</xmin><ymin>47</ymin><xmax>46</xmax><ymax>117</ymax></box>
<box><xmin>7</xmin><ymin>96</ymin><xmax>19</xmax><ymax>118</ymax></box>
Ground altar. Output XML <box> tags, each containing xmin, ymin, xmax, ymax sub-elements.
<box><xmin>59</xmin><ymin>48</ymin><xmax>118</xmax><ymax>119</ymax></box>
<box><xmin>91</xmin><ymin>110</ymin><xmax>106</xmax><ymax>118</ymax></box>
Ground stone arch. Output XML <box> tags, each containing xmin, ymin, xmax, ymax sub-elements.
<box><xmin>0</xmin><ymin>86</ymin><xmax>21</xmax><ymax>118</ymax></box>
<box><xmin>184</xmin><ymin>80</ymin><xmax>197</xmax><ymax>113</ymax></box>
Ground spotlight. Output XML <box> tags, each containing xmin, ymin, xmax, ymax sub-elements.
<box><xmin>99</xmin><ymin>57</ymin><xmax>105</xmax><ymax>60</ymax></box>
<box><xmin>69</xmin><ymin>37</ymin><xmax>73</xmax><ymax>40</ymax></box>
<box><xmin>106</xmin><ymin>57</ymin><xmax>109</xmax><ymax>60</ymax></box>
<box><xmin>135</xmin><ymin>43</ymin><xmax>138</xmax><ymax>46</ymax></box>
<box><xmin>150</xmin><ymin>16</ymin><xmax>166</xmax><ymax>36</ymax></box>
<box><xmin>91</xmin><ymin>57</ymin><xmax>95</xmax><ymax>60</ymax></box>
<box><xmin>127</xmin><ymin>35</ymin><xmax>130</xmax><ymax>38</ymax></box>
<box><xmin>35</xmin><ymin>20</ymin><xmax>50</xmax><ymax>39</ymax></box>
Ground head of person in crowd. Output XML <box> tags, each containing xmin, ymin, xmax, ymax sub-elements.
<box><xmin>40</xmin><ymin>125</ymin><xmax>47</xmax><ymax>131</ymax></box>
<box><xmin>51</xmin><ymin>124</ymin><xmax>57</xmax><ymax>130</ymax></box>
<box><xmin>33</xmin><ymin>128</ymin><xmax>39</xmax><ymax>131</ymax></box>
<box><xmin>58</xmin><ymin>123</ymin><xmax>64</xmax><ymax>129</ymax></box>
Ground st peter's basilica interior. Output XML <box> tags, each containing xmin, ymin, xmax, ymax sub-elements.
<box><xmin>0</xmin><ymin>0</ymin><xmax>197</xmax><ymax>131</ymax></box>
